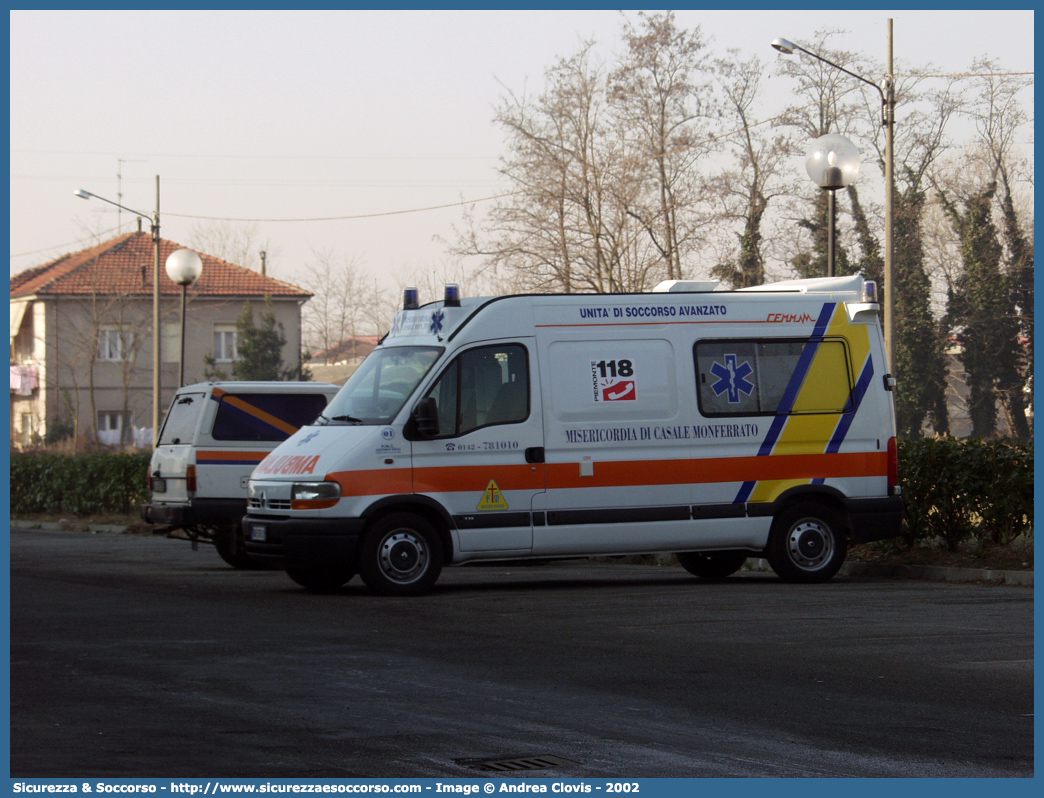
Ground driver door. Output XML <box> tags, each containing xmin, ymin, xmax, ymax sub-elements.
<box><xmin>410</xmin><ymin>341</ymin><xmax>545</xmax><ymax>553</ymax></box>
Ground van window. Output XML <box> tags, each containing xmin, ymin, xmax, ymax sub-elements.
<box><xmin>323</xmin><ymin>346</ymin><xmax>442</xmax><ymax>425</ymax></box>
<box><xmin>423</xmin><ymin>344</ymin><xmax>529</xmax><ymax>437</ymax></box>
<box><xmin>212</xmin><ymin>393</ymin><xmax>329</xmax><ymax>441</ymax></box>
<box><xmin>694</xmin><ymin>339</ymin><xmax>852</xmax><ymax>417</ymax></box>
<box><xmin>158</xmin><ymin>392</ymin><xmax>206</xmax><ymax>445</ymax></box>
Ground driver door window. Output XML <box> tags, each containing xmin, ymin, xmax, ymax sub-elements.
<box><xmin>423</xmin><ymin>344</ymin><xmax>529</xmax><ymax>437</ymax></box>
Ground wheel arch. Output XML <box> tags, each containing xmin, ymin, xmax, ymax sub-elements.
<box><xmin>760</xmin><ymin>485</ymin><xmax>853</xmax><ymax>538</ymax></box>
<box><xmin>359</xmin><ymin>494</ymin><xmax>455</xmax><ymax>563</ymax></box>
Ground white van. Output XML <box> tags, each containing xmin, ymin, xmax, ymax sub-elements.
<box><xmin>141</xmin><ymin>381</ymin><xmax>340</xmax><ymax>566</ymax></box>
<box><xmin>242</xmin><ymin>277</ymin><xmax>902</xmax><ymax>594</ymax></box>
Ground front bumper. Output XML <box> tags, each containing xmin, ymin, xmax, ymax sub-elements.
<box><xmin>242</xmin><ymin>515</ymin><xmax>365</xmax><ymax>569</ymax></box>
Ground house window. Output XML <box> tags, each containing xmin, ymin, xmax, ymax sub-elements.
<box><xmin>98</xmin><ymin>327</ymin><xmax>133</xmax><ymax>362</ymax></box>
<box><xmin>97</xmin><ymin>411</ymin><xmax>129</xmax><ymax>446</ymax></box>
<box><xmin>162</xmin><ymin>322</ymin><xmax>180</xmax><ymax>363</ymax></box>
<box><xmin>214</xmin><ymin>325</ymin><xmax>238</xmax><ymax>362</ymax></box>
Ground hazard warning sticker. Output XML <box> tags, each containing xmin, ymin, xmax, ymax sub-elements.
<box><xmin>477</xmin><ymin>480</ymin><xmax>509</xmax><ymax>511</ymax></box>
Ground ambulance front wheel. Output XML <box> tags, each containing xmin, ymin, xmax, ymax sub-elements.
<box><xmin>358</xmin><ymin>513</ymin><xmax>444</xmax><ymax>596</ymax></box>
<box><xmin>767</xmin><ymin>502</ymin><xmax>847</xmax><ymax>583</ymax></box>
<box><xmin>214</xmin><ymin>524</ymin><xmax>253</xmax><ymax>570</ymax></box>
<box><xmin>676</xmin><ymin>550</ymin><xmax>748</xmax><ymax>580</ymax></box>
<box><xmin>286</xmin><ymin>564</ymin><xmax>356</xmax><ymax>592</ymax></box>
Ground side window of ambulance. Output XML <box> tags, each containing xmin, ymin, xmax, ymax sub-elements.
<box><xmin>423</xmin><ymin>344</ymin><xmax>529</xmax><ymax>437</ymax></box>
<box><xmin>694</xmin><ymin>339</ymin><xmax>852</xmax><ymax>417</ymax></box>
<box><xmin>212</xmin><ymin>393</ymin><xmax>330</xmax><ymax>441</ymax></box>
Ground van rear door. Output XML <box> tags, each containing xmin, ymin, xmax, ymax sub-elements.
<box><xmin>151</xmin><ymin>391</ymin><xmax>207</xmax><ymax>503</ymax></box>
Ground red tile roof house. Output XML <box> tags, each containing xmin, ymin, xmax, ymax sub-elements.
<box><xmin>10</xmin><ymin>231</ymin><xmax>312</xmax><ymax>448</ymax></box>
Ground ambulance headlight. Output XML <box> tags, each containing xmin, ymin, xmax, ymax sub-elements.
<box><xmin>291</xmin><ymin>481</ymin><xmax>341</xmax><ymax>510</ymax></box>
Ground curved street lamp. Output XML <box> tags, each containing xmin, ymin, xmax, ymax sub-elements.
<box><xmin>76</xmin><ymin>177</ymin><xmax>164</xmax><ymax>440</ymax></box>
<box><xmin>772</xmin><ymin>25</ymin><xmax>895</xmax><ymax>372</ymax></box>
<box><xmin>165</xmin><ymin>248</ymin><xmax>204</xmax><ymax>387</ymax></box>
<box><xmin>805</xmin><ymin>133</ymin><xmax>862</xmax><ymax>277</ymax></box>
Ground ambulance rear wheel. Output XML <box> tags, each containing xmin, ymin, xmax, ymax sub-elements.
<box><xmin>286</xmin><ymin>565</ymin><xmax>356</xmax><ymax>592</ymax></box>
<box><xmin>767</xmin><ymin>502</ymin><xmax>847</xmax><ymax>583</ymax></box>
<box><xmin>358</xmin><ymin>513</ymin><xmax>443</xmax><ymax>596</ymax></box>
<box><xmin>676</xmin><ymin>550</ymin><xmax>748</xmax><ymax>580</ymax></box>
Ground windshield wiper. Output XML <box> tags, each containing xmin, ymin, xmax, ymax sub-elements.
<box><xmin>329</xmin><ymin>414</ymin><xmax>364</xmax><ymax>424</ymax></box>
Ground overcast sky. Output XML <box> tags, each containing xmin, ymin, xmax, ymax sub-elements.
<box><xmin>9</xmin><ymin>9</ymin><xmax>1035</xmax><ymax>298</ymax></box>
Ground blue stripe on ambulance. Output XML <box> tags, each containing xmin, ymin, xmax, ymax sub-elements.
<box><xmin>733</xmin><ymin>302</ymin><xmax>836</xmax><ymax>504</ymax></box>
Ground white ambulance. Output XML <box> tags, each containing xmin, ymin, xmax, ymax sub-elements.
<box><xmin>242</xmin><ymin>277</ymin><xmax>902</xmax><ymax>594</ymax></box>
<box><xmin>142</xmin><ymin>381</ymin><xmax>339</xmax><ymax>566</ymax></box>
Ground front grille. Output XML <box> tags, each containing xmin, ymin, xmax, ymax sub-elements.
<box><xmin>248</xmin><ymin>498</ymin><xmax>292</xmax><ymax>510</ymax></box>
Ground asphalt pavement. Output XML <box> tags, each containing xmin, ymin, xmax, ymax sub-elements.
<box><xmin>9</xmin><ymin>526</ymin><xmax>1035</xmax><ymax>778</ymax></box>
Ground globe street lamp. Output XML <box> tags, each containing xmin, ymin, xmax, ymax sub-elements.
<box><xmin>772</xmin><ymin>24</ymin><xmax>896</xmax><ymax>371</ymax></box>
<box><xmin>805</xmin><ymin>133</ymin><xmax>861</xmax><ymax>277</ymax></box>
<box><xmin>164</xmin><ymin>248</ymin><xmax>204</xmax><ymax>387</ymax></box>
<box><xmin>76</xmin><ymin>177</ymin><xmax>164</xmax><ymax>440</ymax></box>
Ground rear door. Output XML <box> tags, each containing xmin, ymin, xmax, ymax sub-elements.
<box><xmin>151</xmin><ymin>391</ymin><xmax>207</xmax><ymax>504</ymax></box>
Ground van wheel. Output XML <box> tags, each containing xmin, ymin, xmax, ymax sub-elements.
<box><xmin>358</xmin><ymin>513</ymin><xmax>443</xmax><ymax>596</ymax></box>
<box><xmin>767</xmin><ymin>502</ymin><xmax>847</xmax><ymax>583</ymax></box>
<box><xmin>286</xmin><ymin>565</ymin><xmax>356</xmax><ymax>592</ymax></box>
<box><xmin>676</xmin><ymin>550</ymin><xmax>748</xmax><ymax>580</ymax></box>
<box><xmin>214</xmin><ymin>525</ymin><xmax>253</xmax><ymax>569</ymax></box>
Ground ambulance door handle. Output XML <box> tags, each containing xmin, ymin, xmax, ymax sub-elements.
<box><xmin>525</xmin><ymin>447</ymin><xmax>545</xmax><ymax>464</ymax></box>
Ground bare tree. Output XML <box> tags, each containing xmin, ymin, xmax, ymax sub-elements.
<box><xmin>189</xmin><ymin>221</ymin><xmax>277</xmax><ymax>271</ymax></box>
<box><xmin>299</xmin><ymin>249</ymin><xmax>366</xmax><ymax>361</ymax></box>
<box><xmin>458</xmin><ymin>42</ymin><xmax>651</xmax><ymax>293</ymax></box>
<box><xmin>710</xmin><ymin>51</ymin><xmax>797</xmax><ymax>288</ymax></box>
<box><xmin>610</xmin><ymin>11</ymin><xmax>717</xmax><ymax>281</ymax></box>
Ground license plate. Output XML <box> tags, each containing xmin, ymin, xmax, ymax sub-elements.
<box><xmin>151</xmin><ymin>478</ymin><xmax>167</xmax><ymax>493</ymax></box>
<box><xmin>249</xmin><ymin>525</ymin><xmax>268</xmax><ymax>543</ymax></box>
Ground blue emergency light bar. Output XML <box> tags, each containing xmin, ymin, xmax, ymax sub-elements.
<box><xmin>444</xmin><ymin>284</ymin><xmax>461</xmax><ymax>307</ymax></box>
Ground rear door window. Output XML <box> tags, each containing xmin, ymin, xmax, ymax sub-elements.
<box><xmin>694</xmin><ymin>339</ymin><xmax>852</xmax><ymax>417</ymax></box>
<box><xmin>158</xmin><ymin>392</ymin><xmax>206</xmax><ymax>445</ymax></box>
<box><xmin>211</xmin><ymin>393</ymin><xmax>330</xmax><ymax>442</ymax></box>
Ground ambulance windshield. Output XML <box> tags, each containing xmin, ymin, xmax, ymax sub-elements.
<box><xmin>320</xmin><ymin>345</ymin><xmax>442</xmax><ymax>425</ymax></box>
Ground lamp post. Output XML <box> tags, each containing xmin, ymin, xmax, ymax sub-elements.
<box><xmin>772</xmin><ymin>22</ymin><xmax>895</xmax><ymax>371</ymax></box>
<box><xmin>75</xmin><ymin>176</ymin><xmax>164</xmax><ymax>441</ymax></box>
<box><xmin>804</xmin><ymin>133</ymin><xmax>861</xmax><ymax>277</ymax></box>
<box><xmin>164</xmin><ymin>249</ymin><xmax>204</xmax><ymax>387</ymax></box>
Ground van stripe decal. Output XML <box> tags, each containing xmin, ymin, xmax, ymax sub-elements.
<box><xmin>827</xmin><ymin>354</ymin><xmax>875</xmax><ymax>454</ymax></box>
<box><xmin>196</xmin><ymin>450</ymin><xmax>269</xmax><ymax>465</ymax></box>
<box><xmin>325</xmin><ymin>451</ymin><xmax>887</xmax><ymax>498</ymax></box>
<box><xmin>734</xmin><ymin>302</ymin><xmax>837</xmax><ymax>503</ymax></box>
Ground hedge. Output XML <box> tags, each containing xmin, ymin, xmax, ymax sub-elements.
<box><xmin>10</xmin><ymin>451</ymin><xmax>151</xmax><ymax>516</ymax></box>
<box><xmin>899</xmin><ymin>437</ymin><xmax>1033</xmax><ymax>550</ymax></box>
<box><xmin>8</xmin><ymin>441</ymin><xmax>1035</xmax><ymax>550</ymax></box>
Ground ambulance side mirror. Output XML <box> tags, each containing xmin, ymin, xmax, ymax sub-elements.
<box><xmin>409</xmin><ymin>397</ymin><xmax>440</xmax><ymax>439</ymax></box>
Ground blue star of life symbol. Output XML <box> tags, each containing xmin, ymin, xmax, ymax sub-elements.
<box><xmin>710</xmin><ymin>354</ymin><xmax>755</xmax><ymax>403</ymax></box>
<box><xmin>297</xmin><ymin>430</ymin><xmax>320</xmax><ymax>446</ymax></box>
<box><xmin>429</xmin><ymin>310</ymin><xmax>445</xmax><ymax>335</ymax></box>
